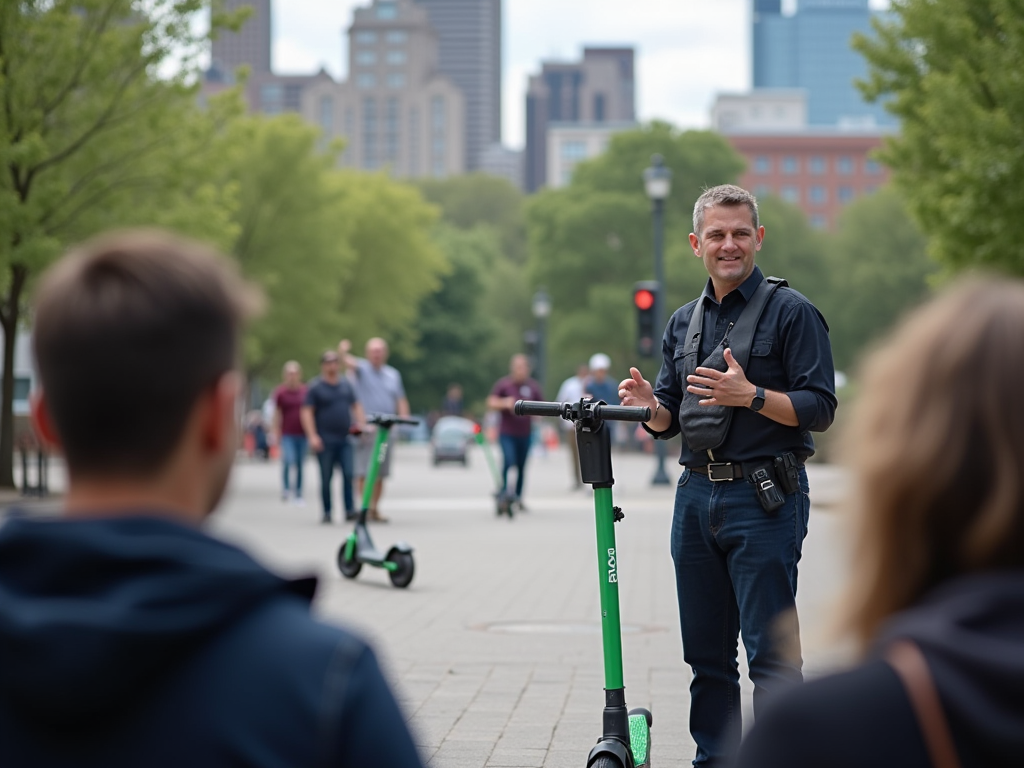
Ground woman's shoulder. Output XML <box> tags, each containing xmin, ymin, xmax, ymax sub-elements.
<box><xmin>732</xmin><ymin>659</ymin><xmax>929</xmax><ymax>768</ymax></box>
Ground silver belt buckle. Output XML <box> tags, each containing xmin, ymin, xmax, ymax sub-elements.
<box><xmin>708</xmin><ymin>462</ymin><xmax>734</xmax><ymax>482</ymax></box>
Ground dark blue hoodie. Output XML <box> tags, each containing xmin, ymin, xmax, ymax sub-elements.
<box><xmin>0</xmin><ymin>513</ymin><xmax>424</xmax><ymax>768</ymax></box>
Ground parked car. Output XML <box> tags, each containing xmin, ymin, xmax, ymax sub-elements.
<box><xmin>431</xmin><ymin>416</ymin><xmax>476</xmax><ymax>466</ymax></box>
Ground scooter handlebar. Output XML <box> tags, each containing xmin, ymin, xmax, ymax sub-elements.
<box><xmin>514</xmin><ymin>400</ymin><xmax>651</xmax><ymax>423</ymax></box>
<box><xmin>367</xmin><ymin>414</ymin><xmax>420</xmax><ymax>426</ymax></box>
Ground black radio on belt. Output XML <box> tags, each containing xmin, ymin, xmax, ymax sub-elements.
<box><xmin>749</xmin><ymin>466</ymin><xmax>785</xmax><ymax>515</ymax></box>
<box><xmin>773</xmin><ymin>452</ymin><xmax>801</xmax><ymax>495</ymax></box>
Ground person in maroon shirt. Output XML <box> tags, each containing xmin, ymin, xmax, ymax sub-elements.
<box><xmin>487</xmin><ymin>354</ymin><xmax>543</xmax><ymax>506</ymax></box>
<box><xmin>272</xmin><ymin>361</ymin><xmax>308</xmax><ymax>504</ymax></box>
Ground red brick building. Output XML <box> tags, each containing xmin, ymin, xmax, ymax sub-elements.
<box><xmin>726</xmin><ymin>131</ymin><xmax>891</xmax><ymax>229</ymax></box>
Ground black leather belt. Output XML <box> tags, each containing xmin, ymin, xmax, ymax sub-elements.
<box><xmin>689</xmin><ymin>462</ymin><xmax>747</xmax><ymax>482</ymax></box>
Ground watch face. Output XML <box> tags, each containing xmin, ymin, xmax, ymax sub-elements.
<box><xmin>752</xmin><ymin>387</ymin><xmax>766</xmax><ymax>412</ymax></box>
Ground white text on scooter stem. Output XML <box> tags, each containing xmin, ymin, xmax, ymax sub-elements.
<box><xmin>607</xmin><ymin>548</ymin><xmax>617</xmax><ymax>583</ymax></box>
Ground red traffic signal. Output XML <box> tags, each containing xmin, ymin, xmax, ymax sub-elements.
<box><xmin>634</xmin><ymin>288</ymin><xmax>655</xmax><ymax>311</ymax></box>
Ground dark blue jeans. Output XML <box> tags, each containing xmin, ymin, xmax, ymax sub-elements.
<box><xmin>279</xmin><ymin>434</ymin><xmax>307</xmax><ymax>497</ymax></box>
<box><xmin>317</xmin><ymin>438</ymin><xmax>355</xmax><ymax>516</ymax></box>
<box><xmin>670</xmin><ymin>466</ymin><xmax>810</xmax><ymax>766</ymax></box>
<box><xmin>498</xmin><ymin>433</ymin><xmax>532</xmax><ymax>498</ymax></box>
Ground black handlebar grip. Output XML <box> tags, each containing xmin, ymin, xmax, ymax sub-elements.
<box><xmin>594</xmin><ymin>403</ymin><xmax>651</xmax><ymax>422</ymax></box>
<box><xmin>368</xmin><ymin>414</ymin><xmax>420</xmax><ymax>426</ymax></box>
<box><xmin>513</xmin><ymin>400</ymin><xmax>566</xmax><ymax>418</ymax></box>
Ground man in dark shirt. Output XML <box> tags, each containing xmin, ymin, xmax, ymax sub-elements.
<box><xmin>301</xmin><ymin>351</ymin><xmax>365</xmax><ymax>523</ymax></box>
<box><xmin>487</xmin><ymin>354</ymin><xmax>543</xmax><ymax>506</ymax></box>
<box><xmin>0</xmin><ymin>230</ymin><xmax>423</xmax><ymax>767</ymax></box>
<box><xmin>619</xmin><ymin>185</ymin><xmax>836</xmax><ymax>767</ymax></box>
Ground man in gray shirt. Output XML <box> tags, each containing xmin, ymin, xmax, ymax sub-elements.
<box><xmin>339</xmin><ymin>337</ymin><xmax>410</xmax><ymax>522</ymax></box>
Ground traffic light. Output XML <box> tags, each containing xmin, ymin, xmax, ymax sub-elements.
<box><xmin>633</xmin><ymin>281</ymin><xmax>660</xmax><ymax>358</ymax></box>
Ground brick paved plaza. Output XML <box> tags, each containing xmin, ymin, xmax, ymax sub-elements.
<box><xmin>207</xmin><ymin>441</ymin><xmax>853</xmax><ymax>768</ymax></box>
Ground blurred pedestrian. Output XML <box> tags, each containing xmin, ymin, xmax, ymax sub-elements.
<box><xmin>620</xmin><ymin>185</ymin><xmax>836</xmax><ymax>765</ymax></box>
<box><xmin>584</xmin><ymin>353</ymin><xmax>618</xmax><ymax>404</ymax></box>
<box><xmin>556</xmin><ymin>362</ymin><xmax>589</xmax><ymax>489</ymax></box>
<box><xmin>272</xmin><ymin>360</ymin><xmax>307</xmax><ymax>504</ymax></box>
<box><xmin>441</xmin><ymin>383</ymin><xmax>464</xmax><ymax>416</ymax></box>
<box><xmin>733</xmin><ymin>278</ymin><xmax>1024</xmax><ymax>768</ymax></box>
<box><xmin>0</xmin><ymin>230</ymin><xmax>423</xmax><ymax>767</ymax></box>
<box><xmin>487</xmin><ymin>354</ymin><xmax>543</xmax><ymax>506</ymax></box>
<box><xmin>301</xmin><ymin>350</ymin><xmax>364</xmax><ymax>523</ymax></box>
<box><xmin>339</xmin><ymin>337</ymin><xmax>409</xmax><ymax>523</ymax></box>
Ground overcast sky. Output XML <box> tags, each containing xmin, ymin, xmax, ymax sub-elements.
<box><xmin>268</xmin><ymin>0</ymin><xmax>890</xmax><ymax>149</ymax></box>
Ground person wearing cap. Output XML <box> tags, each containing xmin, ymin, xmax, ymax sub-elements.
<box><xmin>301</xmin><ymin>350</ymin><xmax>365</xmax><ymax>523</ymax></box>
<box><xmin>556</xmin><ymin>362</ymin><xmax>590</xmax><ymax>489</ymax></box>
<box><xmin>584</xmin><ymin>353</ymin><xmax>618</xmax><ymax>406</ymax></box>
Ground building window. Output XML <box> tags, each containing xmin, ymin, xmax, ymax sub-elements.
<box><xmin>355</xmin><ymin>31</ymin><xmax>377</xmax><ymax>44</ymax></box>
<box><xmin>356</xmin><ymin>50</ymin><xmax>377</xmax><ymax>66</ymax></box>
<box><xmin>838</xmin><ymin>186</ymin><xmax>855</xmax><ymax>203</ymax></box>
<box><xmin>376</xmin><ymin>2</ymin><xmax>397</xmax><ymax>19</ymax></box>
<box><xmin>318</xmin><ymin>96</ymin><xmax>333</xmax><ymax>134</ymax></box>
<box><xmin>260</xmin><ymin>84</ymin><xmax>284</xmax><ymax>114</ymax></box>
<box><xmin>809</xmin><ymin>214</ymin><xmax>827</xmax><ymax>229</ymax></box>
<box><xmin>561</xmin><ymin>140</ymin><xmax>587</xmax><ymax>161</ymax></box>
<box><xmin>362</xmin><ymin>98</ymin><xmax>377</xmax><ymax>169</ymax></box>
<box><xmin>386</xmin><ymin>30</ymin><xmax>407</xmax><ymax>44</ymax></box>
<box><xmin>409</xmin><ymin>106</ymin><xmax>420</xmax><ymax>175</ymax></box>
<box><xmin>386</xmin><ymin>50</ymin><xmax>406</xmax><ymax>65</ymax></box>
<box><xmin>754</xmin><ymin>184</ymin><xmax>771</xmax><ymax>198</ymax></box>
<box><xmin>809</xmin><ymin>156</ymin><xmax>825</xmax><ymax>175</ymax></box>
<box><xmin>356</xmin><ymin>73</ymin><xmax>376</xmax><ymax>89</ymax></box>
<box><xmin>594</xmin><ymin>93</ymin><xmax>605</xmax><ymax>122</ymax></box>
<box><xmin>836</xmin><ymin>156</ymin><xmax>854</xmax><ymax>174</ymax></box>
<box><xmin>782</xmin><ymin>156</ymin><xmax>799</xmax><ymax>175</ymax></box>
<box><xmin>781</xmin><ymin>185</ymin><xmax>799</xmax><ymax>203</ymax></box>
<box><xmin>864</xmin><ymin>158</ymin><xmax>882</xmax><ymax>175</ymax></box>
<box><xmin>431</xmin><ymin>95</ymin><xmax>445</xmax><ymax>177</ymax></box>
<box><xmin>754</xmin><ymin>156</ymin><xmax>771</xmax><ymax>174</ymax></box>
<box><xmin>385</xmin><ymin>98</ymin><xmax>399</xmax><ymax>164</ymax></box>
<box><xmin>809</xmin><ymin>186</ymin><xmax>827</xmax><ymax>204</ymax></box>
<box><xmin>386</xmin><ymin>72</ymin><xmax>405</xmax><ymax>89</ymax></box>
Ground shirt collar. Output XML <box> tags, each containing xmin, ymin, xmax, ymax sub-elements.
<box><xmin>700</xmin><ymin>265</ymin><xmax>765</xmax><ymax>307</ymax></box>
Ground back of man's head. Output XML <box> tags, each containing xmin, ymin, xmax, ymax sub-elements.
<box><xmin>33</xmin><ymin>230</ymin><xmax>259</xmax><ymax>478</ymax></box>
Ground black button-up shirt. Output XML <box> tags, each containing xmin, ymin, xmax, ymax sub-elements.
<box><xmin>647</xmin><ymin>266</ymin><xmax>837</xmax><ymax>465</ymax></box>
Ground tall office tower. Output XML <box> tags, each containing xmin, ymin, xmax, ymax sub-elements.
<box><xmin>414</xmin><ymin>0</ymin><xmax>501</xmax><ymax>170</ymax></box>
<box><xmin>210</xmin><ymin>0</ymin><xmax>272</xmax><ymax>76</ymax></box>
<box><xmin>302</xmin><ymin>0</ymin><xmax>465</xmax><ymax>178</ymax></box>
<box><xmin>751</xmin><ymin>0</ymin><xmax>894</xmax><ymax>127</ymax></box>
<box><xmin>524</xmin><ymin>47</ymin><xmax>635</xmax><ymax>192</ymax></box>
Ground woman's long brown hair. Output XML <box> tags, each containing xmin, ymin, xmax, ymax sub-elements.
<box><xmin>844</xmin><ymin>278</ymin><xmax>1024</xmax><ymax>649</ymax></box>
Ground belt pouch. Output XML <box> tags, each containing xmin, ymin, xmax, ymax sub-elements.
<box><xmin>773</xmin><ymin>452</ymin><xmax>800</xmax><ymax>495</ymax></box>
<box><xmin>749</xmin><ymin>465</ymin><xmax>785</xmax><ymax>515</ymax></box>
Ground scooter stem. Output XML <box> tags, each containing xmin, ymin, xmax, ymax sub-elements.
<box><xmin>594</xmin><ymin>485</ymin><xmax>625</xmax><ymax>690</ymax></box>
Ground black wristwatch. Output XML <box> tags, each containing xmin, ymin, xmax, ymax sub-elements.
<box><xmin>749</xmin><ymin>386</ymin><xmax>766</xmax><ymax>412</ymax></box>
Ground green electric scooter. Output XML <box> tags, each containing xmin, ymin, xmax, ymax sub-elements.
<box><xmin>472</xmin><ymin>423</ymin><xmax>516</xmax><ymax>518</ymax></box>
<box><xmin>336</xmin><ymin>414</ymin><xmax>418</xmax><ymax>588</ymax></box>
<box><xmin>515</xmin><ymin>397</ymin><xmax>653</xmax><ymax>768</ymax></box>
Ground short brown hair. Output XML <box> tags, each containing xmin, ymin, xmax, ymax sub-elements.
<box><xmin>844</xmin><ymin>278</ymin><xmax>1024</xmax><ymax>648</ymax></box>
<box><xmin>692</xmin><ymin>184</ymin><xmax>759</xmax><ymax>238</ymax></box>
<box><xmin>33</xmin><ymin>229</ymin><xmax>260</xmax><ymax>476</ymax></box>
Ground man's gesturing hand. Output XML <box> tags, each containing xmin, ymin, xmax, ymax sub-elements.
<box><xmin>618</xmin><ymin>367</ymin><xmax>655</xmax><ymax>409</ymax></box>
<box><xmin>686</xmin><ymin>348</ymin><xmax>756</xmax><ymax>407</ymax></box>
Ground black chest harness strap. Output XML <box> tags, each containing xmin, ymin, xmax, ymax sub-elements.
<box><xmin>679</xmin><ymin>275</ymin><xmax>788</xmax><ymax>455</ymax></box>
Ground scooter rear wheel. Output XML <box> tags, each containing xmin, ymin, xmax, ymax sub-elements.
<box><xmin>387</xmin><ymin>550</ymin><xmax>415</xmax><ymax>588</ymax></box>
<box><xmin>337</xmin><ymin>543</ymin><xmax>362</xmax><ymax>578</ymax></box>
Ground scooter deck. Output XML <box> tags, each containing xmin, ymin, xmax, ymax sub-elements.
<box><xmin>629</xmin><ymin>712</ymin><xmax>650</xmax><ymax>768</ymax></box>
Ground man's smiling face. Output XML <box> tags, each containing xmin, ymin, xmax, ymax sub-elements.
<box><xmin>689</xmin><ymin>204</ymin><xmax>765</xmax><ymax>297</ymax></box>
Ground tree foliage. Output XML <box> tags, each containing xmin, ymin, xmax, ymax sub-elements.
<box><xmin>854</xmin><ymin>0</ymin><xmax>1024</xmax><ymax>274</ymax></box>
<box><xmin>526</xmin><ymin>122</ymin><xmax>745</xmax><ymax>391</ymax></box>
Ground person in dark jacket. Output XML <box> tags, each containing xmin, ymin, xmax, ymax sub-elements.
<box><xmin>732</xmin><ymin>278</ymin><xmax>1024</xmax><ymax>768</ymax></box>
<box><xmin>0</xmin><ymin>230</ymin><xmax>424</xmax><ymax>768</ymax></box>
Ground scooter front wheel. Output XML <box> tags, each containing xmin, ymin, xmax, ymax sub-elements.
<box><xmin>588</xmin><ymin>755</ymin><xmax>625</xmax><ymax>768</ymax></box>
<box><xmin>337</xmin><ymin>541</ymin><xmax>362</xmax><ymax>578</ymax></box>
<box><xmin>387</xmin><ymin>549</ymin><xmax>415</xmax><ymax>588</ymax></box>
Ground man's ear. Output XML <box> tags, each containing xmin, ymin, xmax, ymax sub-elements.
<box><xmin>200</xmin><ymin>372</ymin><xmax>241</xmax><ymax>453</ymax></box>
<box><xmin>30</xmin><ymin>391</ymin><xmax>62</xmax><ymax>452</ymax></box>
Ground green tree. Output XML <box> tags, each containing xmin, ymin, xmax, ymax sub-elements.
<box><xmin>527</xmin><ymin>123</ymin><xmax>745</xmax><ymax>389</ymax></box>
<box><xmin>0</xmin><ymin>1</ymin><xmax>241</xmax><ymax>486</ymax></box>
<box><xmin>823</xmin><ymin>187</ymin><xmax>938</xmax><ymax>372</ymax></box>
<box><xmin>854</xmin><ymin>0</ymin><xmax>1024</xmax><ymax>274</ymax></box>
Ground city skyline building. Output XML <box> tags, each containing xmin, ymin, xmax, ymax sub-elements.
<box><xmin>210</xmin><ymin>0</ymin><xmax>272</xmax><ymax>76</ymax></box>
<box><xmin>752</xmin><ymin>0</ymin><xmax>894</xmax><ymax>127</ymax></box>
<box><xmin>413</xmin><ymin>0</ymin><xmax>501</xmax><ymax>170</ymax></box>
<box><xmin>524</xmin><ymin>47</ymin><xmax>636</xmax><ymax>192</ymax></box>
<box><xmin>302</xmin><ymin>0</ymin><xmax>465</xmax><ymax>178</ymax></box>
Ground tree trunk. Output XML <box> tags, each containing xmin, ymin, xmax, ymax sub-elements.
<box><xmin>0</xmin><ymin>266</ymin><xmax>27</xmax><ymax>489</ymax></box>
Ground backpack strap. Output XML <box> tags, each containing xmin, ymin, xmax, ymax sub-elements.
<box><xmin>886</xmin><ymin>641</ymin><xmax>962</xmax><ymax>768</ymax></box>
<box><xmin>682</xmin><ymin>276</ymin><xmax>787</xmax><ymax>362</ymax></box>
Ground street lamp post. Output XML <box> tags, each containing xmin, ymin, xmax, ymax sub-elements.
<box><xmin>643</xmin><ymin>154</ymin><xmax>673</xmax><ymax>486</ymax></box>
<box><xmin>532</xmin><ymin>288</ymin><xmax>551</xmax><ymax>392</ymax></box>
